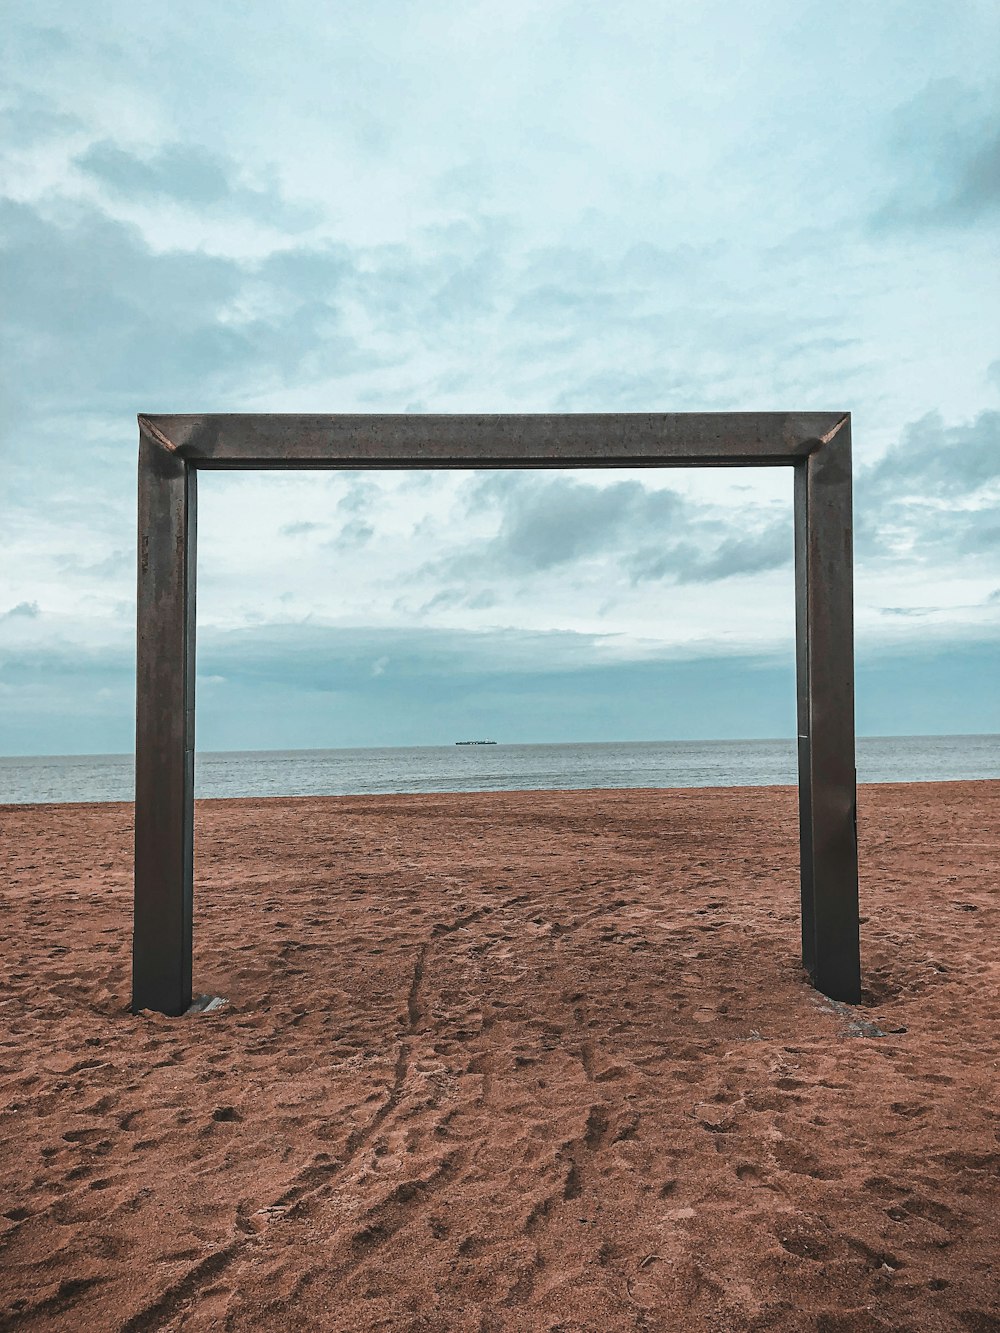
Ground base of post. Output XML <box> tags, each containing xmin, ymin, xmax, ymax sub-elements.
<box><xmin>185</xmin><ymin>994</ymin><xmax>228</xmax><ymax>1015</ymax></box>
<box><xmin>806</xmin><ymin>966</ymin><xmax>861</xmax><ymax>1006</ymax></box>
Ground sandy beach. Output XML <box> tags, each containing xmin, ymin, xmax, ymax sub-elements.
<box><xmin>1</xmin><ymin>781</ymin><xmax>997</xmax><ymax>1331</ymax></box>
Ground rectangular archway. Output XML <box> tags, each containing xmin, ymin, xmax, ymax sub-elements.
<box><xmin>133</xmin><ymin>413</ymin><xmax>860</xmax><ymax>1014</ymax></box>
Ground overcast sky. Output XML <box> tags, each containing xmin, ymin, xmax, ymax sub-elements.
<box><xmin>2</xmin><ymin>1</ymin><xmax>998</xmax><ymax>755</ymax></box>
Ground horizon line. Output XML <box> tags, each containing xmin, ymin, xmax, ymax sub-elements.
<box><xmin>2</xmin><ymin>731</ymin><xmax>998</xmax><ymax>762</ymax></box>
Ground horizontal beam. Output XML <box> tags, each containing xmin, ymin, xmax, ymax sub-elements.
<box><xmin>139</xmin><ymin>412</ymin><xmax>849</xmax><ymax>470</ymax></box>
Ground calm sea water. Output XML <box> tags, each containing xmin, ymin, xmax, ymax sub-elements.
<box><xmin>1</xmin><ymin>736</ymin><xmax>997</xmax><ymax>805</ymax></box>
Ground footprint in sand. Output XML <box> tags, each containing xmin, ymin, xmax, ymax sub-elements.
<box><xmin>774</xmin><ymin>1219</ymin><xmax>834</xmax><ymax>1261</ymax></box>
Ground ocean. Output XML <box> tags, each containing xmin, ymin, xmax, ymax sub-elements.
<box><xmin>1</xmin><ymin>735</ymin><xmax>997</xmax><ymax>805</ymax></box>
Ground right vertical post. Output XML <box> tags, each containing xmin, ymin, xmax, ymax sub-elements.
<box><xmin>793</xmin><ymin>417</ymin><xmax>861</xmax><ymax>1002</ymax></box>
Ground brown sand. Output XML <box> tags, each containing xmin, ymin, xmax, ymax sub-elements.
<box><xmin>0</xmin><ymin>782</ymin><xmax>997</xmax><ymax>1332</ymax></box>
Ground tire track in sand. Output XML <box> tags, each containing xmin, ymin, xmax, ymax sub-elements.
<box><xmin>117</xmin><ymin>897</ymin><xmax>516</xmax><ymax>1333</ymax></box>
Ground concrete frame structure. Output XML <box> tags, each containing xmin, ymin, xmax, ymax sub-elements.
<box><xmin>133</xmin><ymin>412</ymin><xmax>861</xmax><ymax>1015</ymax></box>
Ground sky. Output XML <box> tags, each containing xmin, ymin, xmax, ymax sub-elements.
<box><xmin>1</xmin><ymin>0</ymin><xmax>998</xmax><ymax>755</ymax></box>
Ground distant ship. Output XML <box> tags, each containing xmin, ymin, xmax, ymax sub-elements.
<box><xmin>455</xmin><ymin>739</ymin><xmax>497</xmax><ymax>745</ymax></box>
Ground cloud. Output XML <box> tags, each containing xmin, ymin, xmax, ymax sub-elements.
<box><xmin>874</xmin><ymin>79</ymin><xmax>1000</xmax><ymax>229</ymax></box>
<box><xmin>0</xmin><ymin>198</ymin><xmax>247</xmax><ymax>421</ymax></box>
<box><xmin>0</xmin><ymin>89</ymin><xmax>82</xmax><ymax>145</ymax></box>
<box><xmin>432</xmin><ymin>472</ymin><xmax>792</xmax><ymax>591</ymax></box>
<box><xmin>0</xmin><ymin>195</ymin><xmax>383</xmax><ymax>436</ymax></box>
<box><xmin>280</xmin><ymin>520</ymin><xmax>324</xmax><ymax>536</ymax></box>
<box><xmin>4</xmin><ymin>617</ymin><xmax>999</xmax><ymax>754</ymax></box>
<box><xmin>629</xmin><ymin>520</ymin><xmax>791</xmax><ymax>585</ymax></box>
<box><xmin>75</xmin><ymin>135</ymin><xmax>320</xmax><ymax>228</ymax></box>
<box><xmin>337</xmin><ymin>480</ymin><xmax>380</xmax><ymax>514</ymax></box>
<box><xmin>946</xmin><ymin>131</ymin><xmax>1000</xmax><ymax>223</ymax></box>
<box><xmin>856</xmin><ymin>409</ymin><xmax>1000</xmax><ymax>562</ymax></box>
<box><xmin>327</xmin><ymin>519</ymin><xmax>375</xmax><ymax>551</ymax></box>
<box><xmin>1</xmin><ymin>601</ymin><xmax>40</xmax><ymax>620</ymax></box>
<box><xmin>77</xmin><ymin>141</ymin><xmax>233</xmax><ymax>206</ymax></box>
<box><xmin>954</xmin><ymin>507</ymin><xmax>1000</xmax><ymax>556</ymax></box>
<box><xmin>861</xmin><ymin>408</ymin><xmax>1000</xmax><ymax>500</ymax></box>
<box><xmin>415</xmin><ymin>588</ymin><xmax>501</xmax><ymax>615</ymax></box>
<box><xmin>194</xmin><ymin>623</ymin><xmax>624</xmax><ymax>687</ymax></box>
<box><xmin>480</xmin><ymin>474</ymin><xmax>685</xmax><ymax>572</ymax></box>
<box><xmin>57</xmin><ymin>549</ymin><xmax>131</xmax><ymax>577</ymax></box>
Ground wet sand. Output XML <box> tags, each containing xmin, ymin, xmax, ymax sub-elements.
<box><xmin>1</xmin><ymin>782</ymin><xmax>997</xmax><ymax>1331</ymax></box>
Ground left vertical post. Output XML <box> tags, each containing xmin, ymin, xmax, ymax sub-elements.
<box><xmin>133</xmin><ymin>426</ymin><xmax>197</xmax><ymax>1015</ymax></box>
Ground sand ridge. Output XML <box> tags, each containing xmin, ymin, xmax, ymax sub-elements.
<box><xmin>0</xmin><ymin>782</ymin><xmax>997</xmax><ymax>1330</ymax></box>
